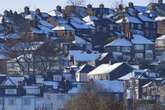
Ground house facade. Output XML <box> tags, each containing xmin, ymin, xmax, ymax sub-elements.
<box><xmin>75</xmin><ymin>64</ymin><xmax>94</xmax><ymax>82</ymax></box>
<box><xmin>138</xmin><ymin>14</ymin><xmax>157</xmax><ymax>41</ymax></box>
<box><xmin>92</xmin><ymin>18</ymin><xmax>118</xmax><ymax>50</ymax></box>
<box><xmin>105</xmin><ymin>34</ymin><xmax>154</xmax><ymax>62</ymax></box>
<box><xmin>116</xmin><ymin>15</ymin><xmax>143</xmax><ymax>39</ymax></box>
<box><xmin>155</xmin><ymin>16</ymin><xmax>165</xmax><ymax>36</ymax></box>
<box><xmin>88</xmin><ymin>62</ymin><xmax>133</xmax><ymax>80</ymax></box>
<box><xmin>155</xmin><ymin>35</ymin><xmax>165</xmax><ymax>55</ymax></box>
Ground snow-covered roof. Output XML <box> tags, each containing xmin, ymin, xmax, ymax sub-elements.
<box><xmin>131</xmin><ymin>34</ymin><xmax>154</xmax><ymax>45</ymax></box>
<box><xmin>11</xmin><ymin>42</ymin><xmax>44</xmax><ymax>51</ymax></box>
<box><xmin>6</xmin><ymin>33</ymin><xmax>20</xmax><ymax>39</ymax></box>
<box><xmin>71</xmin><ymin>22</ymin><xmax>90</xmax><ymax>29</ymax></box>
<box><xmin>88</xmin><ymin>62</ymin><xmax>124</xmax><ymax>75</ymax></box>
<box><xmin>40</xmin><ymin>12</ymin><xmax>49</xmax><ymax>18</ymax></box>
<box><xmin>72</xmin><ymin>36</ymin><xmax>90</xmax><ymax>44</ymax></box>
<box><xmin>105</xmin><ymin>38</ymin><xmax>132</xmax><ymax>47</ymax></box>
<box><xmin>25</xmin><ymin>14</ymin><xmax>35</xmax><ymax>20</ymax></box>
<box><xmin>119</xmin><ymin>70</ymin><xmax>146</xmax><ymax>80</ymax></box>
<box><xmin>0</xmin><ymin>16</ymin><xmax>3</xmax><ymax>24</ymax></box>
<box><xmin>70</xmin><ymin>17</ymin><xmax>91</xmax><ymax>29</ymax></box>
<box><xmin>31</xmin><ymin>27</ymin><xmax>44</xmax><ymax>34</ymax></box>
<box><xmin>52</xmin><ymin>25</ymin><xmax>74</xmax><ymax>31</ymax></box>
<box><xmin>68</xmin><ymin>85</ymin><xmax>81</xmax><ymax>94</ymax></box>
<box><xmin>70</xmin><ymin>17</ymin><xmax>84</xmax><ymax>24</ymax></box>
<box><xmin>155</xmin><ymin>16</ymin><xmax>165</xmax><ymax>21</ymax></box>
<box><xmin>95</xmin><ymin>80</ymin><xmax>124</xmax><ymax>93</ymax></box>
<box><xmin>0</xmin><ymin>43</ymin><xmax>9</xmax><ymax>53</ymax></box>
<box><xmin>134</xmin><ymin>6</ymin><xmax>147</xmax><ymax>13</ymax></box>
<box><xmin>48</xmin><ymin>10</ymin><xmax>63</xmax><ymax>17</ymax></box>
<box><xmin>98</xmin><ymin>52</ymin><xmax>109</xmax><ymax>61</ymax></box>
<box><xmin>127</xmin><ymin>8</ymin><xmax>137</xmax><ymax>16</ymax></box>
<box><xmin>116</xmin><ymin>16</ymin><xmax>142</xmax><ymax>24</ymax></box>
<box><xmin>83</xmin><ymin>16</ymin><xmax>98</xmax><ymax>23</ymax></box>
<box><xmin>85</xmin><ymin>21</ymin><xmax>95</xmax><ymax>27</ymax></box>
<box><xmin>69</xmin><ymin>50</ymin><xmax>100</xmax><ymax>62</ymax></box>
<box><xmin>39</xmin><ymin>20</ymin><xmax>54</xmax><ymax>28</ymax></box>
<box><xmin>138</xmin><ymin>15</ymin><xmax>154</xmax><ymax>22</ymax></box>
<box><xmin>142</xmin><ymin>82</ymin><xmax>152</xmax><ymax>88</ymax></box>
<box><xmin>44</xmin><ymin>81</ymin><xmax>59</xmax><ymax>89</ymax></box>
<box><xmin>77</xmin><ymin>64</ymin><xmax>94</xmax><ymax>73</ymax></box>
<box><xmin>0</xmin><ymin>54</ymin><xmax>10</xmax><ymax>60</ymax></box>
<box><xmin>157</xmin><ymin>34</ymin><xmax>165</xmax><ymax>40</ymax></box>
<box><xmin>38</xmin><ymin>25</ymin><xmax>54</xmax><ymax>33</ymax></box>
<box><xmin>55</xmin><ymin>17</ymin><xmax>67</xmax><ymax>25</ymax></box>
<box><xmin>4</xmin><ymin>76</ymin><xmax>24</xmax><ymax>86</ymax></box>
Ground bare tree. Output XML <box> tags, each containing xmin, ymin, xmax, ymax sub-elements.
<box><xmin>67</xmin><ymin>0</ymin><xmax>86</xmax><ymax>6</ymax></box>
<box><xmin>111</xmin><ymin>0</ymin><xmax>122</xmax><ymax>10</ymax></box>
<box><xmin>64</xmin><ymin>81</ymin><xmax>124</xmax><ymax>110</ymax></box>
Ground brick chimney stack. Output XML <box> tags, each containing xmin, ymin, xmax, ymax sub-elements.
<box><xmin>158</xmin><ymin>0</ymin><xmax>163</xmax><ymax>4</ymax></box>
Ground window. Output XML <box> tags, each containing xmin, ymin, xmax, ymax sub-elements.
<box><xmin>5</xmin><ymin>89</ymin><xmax>17</xmax><ymax>95</ymax></box>
<box><xmin>145</xmin><ymin>30</ymin><xmax>150</xmax><ymax>36</ymax></box>
<box><xmin>8</xmin><ymin>98</ymin><xmax>15</xmax><ymax>105</ymax></box>
<box><xmin>131</xmin><ymin>24</ymin><xmax>134</xmax><ymax>29</ymax></box>
<box><xmin>26</xmin><ymin>88</ymin><xmax>40</xmax><ymax>95</ymax></box>
<box><xmin>103</xmin><ymin>27</ymin><xmax>107</xmax><ymax>33</ymax></box>
<box><xmin>145</xmin><ymin>45</ymin><xmax>152</xmax><ymax>50</ymax></box>
<box><xmin>112</xmin><ymin>52</ymin><xmax>122</xmax><ymax>59</ymax></box>
<box><xmin>53</xmin><ymin>75</ymin><xmax>62</xmax><ymax>81</ymax></box>
<box><xmin>96</xmin><ymin>26</ymin><xmax>101</xmax><ymax>32</ymax></box>
<box><xmin>137</xmin><ymin>24</ymin><xmax>142</xmax><ymax>30</ymax></box>
<box><xmin>135</xmin><ymin>53</ymin><xmax>143</xmax><ymax>59</ymax></box>
<box><xmin>134</xmin><ymin>45</ymin><xmax>144</xmax><ymax>50</ymax></box>
<box><xmin>57</xmin><ymin>94</ymin><xmax>65</xmax><ymax>100</ymax></box>
<box><xmin>23</xmin><ymin>98</ymin><xmax>31</xmax><ymax>106</ymax></box>
<box><xmin>116</xmin><ymin>47</ymin><xmax>120</xmax><ymax>51</ymax></box>
<box><xmin>110</xmin><ymin>25</ymin><xmax>114</xmax><ymax>30</ymax></box>
<box><xmin>145</xmin><ymin>50</ymin><xmax>153</xmax><ymax>60</ymax></box>
<box><xmin>122</xmin><ymin>47</ymin><xmax>131</xmax><ymax>52</ymax></box>
<box><xmin>153</xmin><ymin>23</ymin><xmax>156</xmax><ymax>29</ymax></box>
<box><xmin>145</xmin><ymin>22</ymin><xmax>149</xmax><ymax>27</ymax></box>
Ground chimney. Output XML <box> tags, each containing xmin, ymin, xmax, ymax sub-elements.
<box><xmin>99</xmin><ymin>4</ymin><xmax>104</xmax><ymax>8</ymax></box>
<box><xmin>118</xmin><ymin>4</ymin><xmax>123</xmax><ymax>11</ymax></box>
<box><xmin>87</xmin><ymin>4</ymin><xmax>92</xmax><ymax>9</ymax></box>
<box><xmin>56</xmin><ymin>5</ymin><xmax>62</xmax><ymax>12</ymax></box>
<box><xmin>158</xmin><ymin>0</ymin><xmax>163</xmax><ymax>4</ymax></box>
<box><xmin>128</xmin><ymin>2</ymin><xmax>134</xmax><ymax>8</ymax></box>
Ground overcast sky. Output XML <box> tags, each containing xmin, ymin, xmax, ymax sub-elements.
<box><xmin>0</xmin><ymin>0</ymin><xmax>162</xmax><ymax>13</ymax></box>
